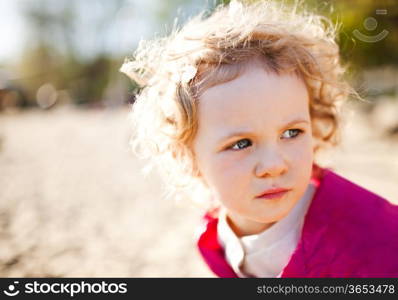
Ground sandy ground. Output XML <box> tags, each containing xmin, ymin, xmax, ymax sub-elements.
<box><xmin>0</xmin><ymin>102</ymin><xmax>397</xmax><ymax>277</ymax></box>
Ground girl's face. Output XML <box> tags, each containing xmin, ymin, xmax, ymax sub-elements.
<box><xmin>192</xmin><ymin>65</ymin><xmax>314</xmax><ymax>237</ymax></box>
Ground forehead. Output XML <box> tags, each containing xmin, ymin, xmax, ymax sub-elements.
<box><xmin>197</xmin><ymin>66</ymin><xmax>310</xmax><ymax>132</ymax></box>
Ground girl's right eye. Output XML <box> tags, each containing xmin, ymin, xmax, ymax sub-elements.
<box><xmin>228</xmin><ymin>138</ymin><xmax>252</xmax><ymax>151</ymax></box>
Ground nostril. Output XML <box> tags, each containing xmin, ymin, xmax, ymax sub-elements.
<box><xmin>254</xmin><ymin>162</ymin><xmax>287</xmax><ymax>178</ymax></box>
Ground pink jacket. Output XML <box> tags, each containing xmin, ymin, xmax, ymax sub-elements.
<box><xmin>197</xmin><ymin>166</ymin><xmax>398</xmax><ymax>277</ymax></box>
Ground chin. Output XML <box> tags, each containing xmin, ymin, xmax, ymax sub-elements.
<box><xmin>252</xmin><ymin>211</ymin><xmax>287</xmax><ymax>224</ymax></box>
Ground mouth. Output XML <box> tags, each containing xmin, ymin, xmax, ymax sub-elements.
<box><xmin>256</xmin><ymin>188</ymin><xmax>291</xmax><ymax>200</ymax></box>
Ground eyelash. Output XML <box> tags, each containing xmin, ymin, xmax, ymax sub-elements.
<box><xmin>226</xmin><ymin>129</ymin><xmax>304</xmax><ymax>151</ymax></box>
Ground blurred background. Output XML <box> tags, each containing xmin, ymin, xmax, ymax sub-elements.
<box><xmin>0</xmin><ymin>0</ymin><xmax>397</xmax><ymax>277</ymax></box>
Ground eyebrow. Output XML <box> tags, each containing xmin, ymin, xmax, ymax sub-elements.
<box><xmin>218</xmin><ymin>118</ymin><xmax>310</xmax><ymax>142</ymax></box>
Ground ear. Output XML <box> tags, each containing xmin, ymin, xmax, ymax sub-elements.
<box><xmin>193</xmin><ymin>167</ymin><xmax>203</xmax><ymax>179</ymax></box>
<box><xmin>190</xmin><ymin>149</ymin><xmax>208</xmax><ymax>185</ymax></box>
<box><xmin>312</xmin><ymin>139</ymin><xmax>319</xmax><ymax>153</ymax></box>
<box><xmin>191</xmin><ymin>155</ymin><xmax>201</xmax><ymax>178</ymax></box>
<box><xmin>193</xmin><ymin>167</ymin><xmax>210</xmax><ymax>188</ymax></box>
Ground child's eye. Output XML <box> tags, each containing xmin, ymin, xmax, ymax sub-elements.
<box><xmin>281</xmin><ymin>129</ymin><xmax>304</xmax><ymax>139</ymax></box>
<box><xmin>228</xmin><ymin>138</ymin><xmax>252</xmax><ymax>151</ymax></box>
<box><xmin>226</xmin><ymin>129</ymin><xmax>303</xmax><ymax>151</ymax></box>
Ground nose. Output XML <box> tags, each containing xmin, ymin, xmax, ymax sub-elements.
<box><xmin>254</xmin><ymin>145</ymin><xmax>288</xmax><ymax>178</ymax></box>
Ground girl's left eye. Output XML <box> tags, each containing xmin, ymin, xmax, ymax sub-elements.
<box><xmin>281</xmin><ymin>129</ymin><xmax>304</xmax><ymax>139</ymax></box>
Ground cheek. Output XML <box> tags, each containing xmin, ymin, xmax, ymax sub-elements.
<box><xmin>284</xmin><ymin>136</ymin><xmax>314</xmax><ymax>183</ymax></box>
<box><xmin>201</xmin><ymin>154</ymin><xmax>250</xmax><ymax>197</ymax></box>
<box><xmin>211</xmin><ymin>155</ymin><xmax>249</xmax><ymax>184</ymax></box>
<box><xmin>288</xmin><ymin>136</ymin><xmax>314</xmax><ymax>184</ymax></box>
<box><xmin>289</xmin><ymin>134</ymin><xmax>314</xmax><ymax>161</ymax></box>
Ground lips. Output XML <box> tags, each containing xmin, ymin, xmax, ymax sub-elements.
<box><xmin>256</xmin><ymin>187</ymin><xmax>291</xmax><ymax>199</ymax></box>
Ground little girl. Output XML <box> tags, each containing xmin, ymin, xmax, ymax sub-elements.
<box><xmin>121</xmin><ymin>0</ymin><xmax>398</xmax><ymax>277</ymax></box>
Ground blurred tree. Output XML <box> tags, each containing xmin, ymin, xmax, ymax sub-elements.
<box><xmin>212</xmin><ymin>0</ymin><xmax>398</xmax><ymax>98</ymax></box>
<box><xmin>16</xmin><ymin>0</ymin><xmax>131</xmax><ymax>107</ymax></box>
<box><xmin>216</xmin><ymin>0</ymin><xmax>398</xmax><ymax>68</ymax></box>
<box><xmin>11</xmin><ymin>0</ymin><xmax>398</xmax><ymax>108</ymax></box>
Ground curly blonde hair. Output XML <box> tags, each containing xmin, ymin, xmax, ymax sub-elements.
<box><xmin>121</xmin><ymin>0</ymin><xmax>359</xmax><ymax>206</ymax></box>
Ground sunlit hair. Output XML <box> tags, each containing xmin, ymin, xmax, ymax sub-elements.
<box><xmin>121</xmin><ymin>0</ymin><xmax>360</xmax><ymax>207</ymax></box>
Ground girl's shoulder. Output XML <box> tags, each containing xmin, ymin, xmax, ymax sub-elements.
<box><xmin>314</xmin><ymin>163</ymin><xmax>394</xmax><ymax>203</ymax></box>
<box><xmin>311</xmin><ymin>163</ymin><xmax>398</xmax><ymax>220</ymax></box>
<box><xmin>284</xmin><ymin>164</ymin><xmax>398</xmax><ymax>277</ymax></box>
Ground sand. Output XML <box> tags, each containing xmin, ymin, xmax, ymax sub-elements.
<box><xmin>0</xmin><ymin>102</ymin><xmax>397</xmax><ymax>277</ymax></box>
